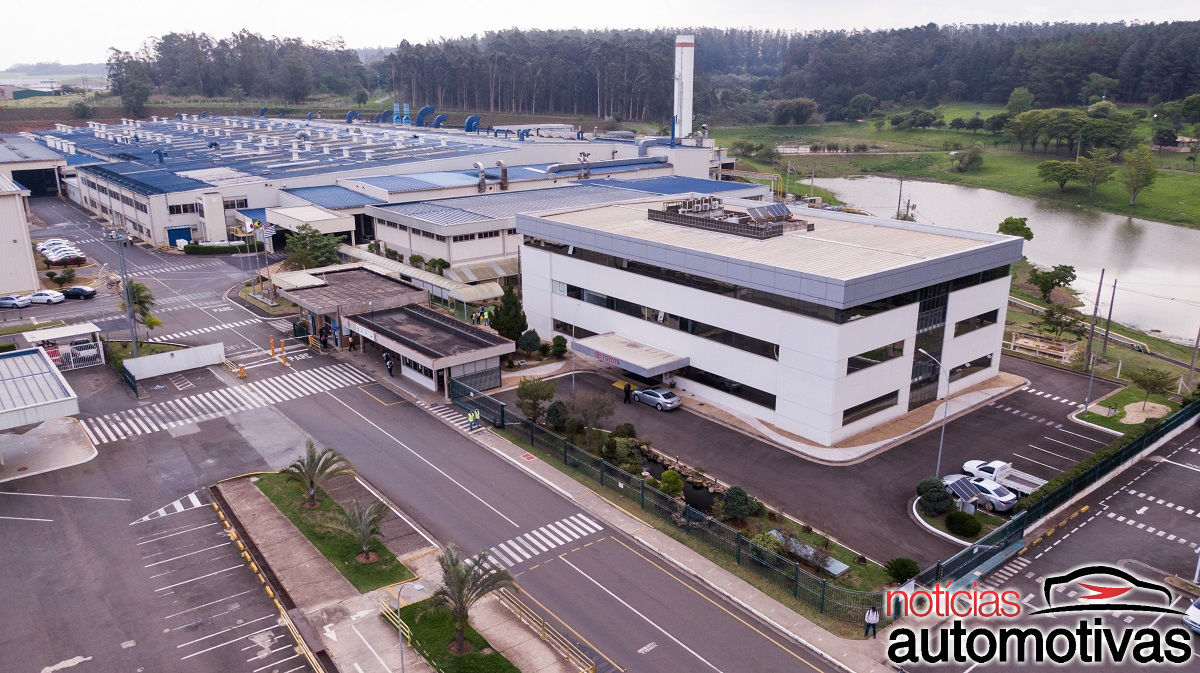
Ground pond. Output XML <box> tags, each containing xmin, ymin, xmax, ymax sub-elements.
<box><xmin>814</xmin><ymin>176</ymin><xmax>1200</xmax><ymax>343</ymax></box>
<box><xmin>642</xmin><ymin>459</ymin><xmax>717</xmax><ymax>513</ymax></box>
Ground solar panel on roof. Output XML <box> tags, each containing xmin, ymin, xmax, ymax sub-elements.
<box><xmin>747</xmin><ymin>205</ymin><xmax>770</xmax><ymax>221</ymax></box>
<box><xmin>947</xmin><ymin>478</ymin><xmax>981</xmax><ymax>502</ymax></box>
<box><xmin>767</xmin><ymin>202</ymin><xmax>791</xmax><ymax>218</ymax></box>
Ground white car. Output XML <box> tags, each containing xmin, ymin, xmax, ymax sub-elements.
<box><xmin>43</xmin><ymin>248</ymin><xmax>83</xmax><ymax>260</ymax></box>
<box><xmin>0</xmin><ymin>294</ymin><xmax>31</xmax><ymax>308</ymax></box>
<box><xmin>943</xmin><ymin>474</ymin><xmax>1018</xmax><ymax>512</ymax></box>
<box><xmin>36</xmin><ymin>239</ymin><xmax>70</xmax><ymax>250</ymax></box>
<box><xmin>28</xmin><ymin>290</ymin><xmax>65</xmax><ymax>304</ymax></box>
<box><xmin>1185</xmin><ymin>596</ymin><xmax>1200</xmax><ymax>633</ymax></box>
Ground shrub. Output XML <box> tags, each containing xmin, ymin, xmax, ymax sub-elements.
<box><xmin>660</xmin><ymin>470</ymin><xmax>685</xmax><ymax>498</ymax></box>
<box><xmin>563</xmin><ymin>418</ymin><xmax>581</xmax><ymax>437</ymax></box>
<box><xmin>612</xmin><ymin>422</ymin><xmax>637</xmax><ymax>438</ymax></box>
<box><xmin>550</xmin><ymin>335</ymin><xmax>568</xmax><ymax>358</ymax></box>
<box><xmin>723</xmin><ymin>485</ymin><xmax>758</xmax><ymax>523</ymax></box>
<box><xmin>946</xmin><ymin>511</ymin><xmax>983</xmax><ymax>537</ymax></box>
<box><xmin>544</xmin><ymin>400</ymin><xmax>568</xmax><ymax>430</ymax></box>
<box><xmin>885</xmin><ymin>557</ymin><xmax>920</xmax><ymax>583</ymax></box>
<box><xmin>408</xmin><ymin>254</ymin><xmax>424</xmax><ymax>268</ymax></box>
<box><xmin>537</xmin><ymin>342</ymin><xmax>551</xmax><ymax>356</ymax></box>
<box><xmin>918</xmin><ymin>479</ymin><xmax>955</xmax><ymax>516</ymax></box>
<box><xmin>750</xmin><ymin>532</ymin><xmax>782</xmax><ymax>554</ymax></box>
<box><xmin>517</xmin><ymin>329</ymin><xmax>541</xmax><ymax>353</ymax></box>
<box><xmin>183</xmin><ymin>242</ymin><xmax>263</xmax><ymax>255</ymax></box>
<box><xmin>366</xmin><ymin>242</ymin><xmax>380</xmax><ymax>254</ymax></box>
<box><xmin>915</xmin><ymin>477</ymin><xmax>944</xmax><ymax>498</ymax></box>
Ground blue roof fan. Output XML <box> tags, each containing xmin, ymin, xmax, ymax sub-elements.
<box><xmin>392</xmin><ymin>102</ymin><xmax>401</xmax><ymax>124</ymax></box>
<box><xmin>464</xmin><ymin>115</ymin><xmax>481</xmax><ymax>133</ymax></box>
<box><xmin>432</xmin><ymin>114</ymin><xmax>448</xmax><ymax>128</ymax></box>
<box><xmin>415</xmin><ymin>105</ymin><xmax>435</xmax><ymax>127</ymax></box>
<box><xmin>258</xmin><ymin>107</ymin><xmax>268</xmax><ymax>118</ymax></box>
<box><xmin>200</xmin><ymin>111</ymin><xmax>208</xmax><ymax>119</ymax></box>
<box><xmin>152</xmin><ymin>148</ymin><xmax>168</xmax><ymax>164</ymax></box>
<box><xmin>402</xmin><ymin>102</ymin><xmax>411</xmax><ymax>125</ymax></box>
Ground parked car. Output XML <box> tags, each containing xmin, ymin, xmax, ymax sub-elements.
<box><xmin>45</xmin><ymin>253</ymin><xmax>87</xmax><ymax>264</ymax></box>
<box><xmin>36</xmin><ymin>239</ymin><xmax>70</xmax><ymax>251</ymax></box>
<box><xmin>68</xmin><ymin>338</ymin><xmax>100</xmax><ymax>359</ymax></box>
<box><xmin>28</xmin><ymin>290</ymin><xmax>65</xmax><ymax>304</ymax></box>
<box><xmin>943</xmin><ymin>474</ymin><xmax>1018</xmax><ymax>512</ymax></box>
<box><xmin>0</xmin><ymin>294</ymin><xmax>31</xmax><ymax>308</ymax></box>
<box><xmin>40</xmin><ymin>242</ymin><xmax>81</xmax><ymax>253</ymax></box>
<box><xmin>631</xmin><ymin>387</ymin><xmax>681</xmax><ymax>411</ymax></box>
<box><xmin>1185</xmin><ymin>596</ymin><xmax>1200</xmax><ymax>633</ymax></box>
<box><xmin>962</xmin><ymin>460</ymin><xmax>1046</xmax><ymax>497</ymax></box>
<box><xmin>62</xmin><ymin>286</ymin><xmax>97</xmax><ymax>300</ymax></box>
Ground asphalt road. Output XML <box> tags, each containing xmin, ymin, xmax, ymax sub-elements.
<box><xmin>495</xmin><ymin>359</ymin><xmax>1119</xmax><ymax>568</ymax></box>
<box><xmin>903</xmin><ymin>423</ymin><xmax>1200</xmax><ymax>672</ymax></box>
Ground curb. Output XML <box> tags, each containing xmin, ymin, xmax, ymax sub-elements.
<box><xmin>908</xmin><ymin>496</ymin><xmax>970</xmax><ymax>548</ymax></box>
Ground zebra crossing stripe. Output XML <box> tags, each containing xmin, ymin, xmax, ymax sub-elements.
<box><xmin>573</xmin><ymin>514</ymin><xmax>601</xmax><ymax>532</ymax></box>
<box><xmin>489</xmin><ymin>547</ymin><xmax>514</xmax><ymax>566</ymax></box>
<box><xmin>559</xmin><ymin>517</ymin><xmax>590</xmax><ymax>537</ymax></box>
<box><xmin>130</xmin><ymin>490</ymin><xmax>208</xmax><ymax>524</ymax></box>
<box><xmin>520</xmin><ymin>533</ymin><xmax>549</xmax><ymax>553</ymax></box>
<box><xmin>498</xmin><ymin>541</ymin><xmax>527</xmax><ymax>562</ymax></box>
<box><xmin>528</xmin><ymin>528</ymin><xmax>558</xmax><ymax>550</ymax></box>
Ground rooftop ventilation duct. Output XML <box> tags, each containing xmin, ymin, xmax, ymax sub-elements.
<box><xmin>258</xmin><ymin>108</ymin><xmax>267</xmax><ymax>118</ymax></box>
<box><xmin>464</xmin><ymin>115</ymin><xmax>481</xmax><ymax>133</ymax></box>
<box><xmin>432</xmin><ymin>114</ymin><xmax>448</xmax><ymax>128</ymax></box>
<box><xmin>496</xmin><ymin>160</ymin><xmax>509</xmax><ymax>190</ymax></box>
<box><xmin>473</xmin><ymin>161</ymin><xmax>486</xmax><ymax>193</ymax></box>
<box><xmin>415</xmin><ymin>105</ymin><xmax>435</xmax><ymax>127</ymax></box>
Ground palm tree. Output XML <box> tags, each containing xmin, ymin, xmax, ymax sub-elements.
<box><xmin>118</xmin><ymin>280</ymin><xmax>156</xmax><ymax>322</ymax></box>
<box><xmin>419</xmin><ymin>544</ymin><xmax>516</xmax><ymax>654</ymax></box>
<box><xmin>339</xmin><ymin>500</ymin><xmax>387</xmax><ymax>562</ymax></box>
<box><xmin>281</xmin><ymin>439</ymin><xmax>355</xmax><ymax>507</ymax></box>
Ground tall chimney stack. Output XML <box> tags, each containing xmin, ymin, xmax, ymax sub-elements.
<box><xmin>673</xmin><ymin>35</ymin><xmax>695</xmax><ymax>139</ymax></box>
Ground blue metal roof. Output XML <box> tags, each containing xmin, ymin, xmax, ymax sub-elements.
<box><xmin>373</xmin><ymin>184</ymin><xmax>654</xmax><ymax>225</ymax></box>
<box><xmin>354</xmin><ymin>175</ymin><xmax>443</xmax><ymax>192</ymax></box>
<box><xmin>66</xmin><ymin>154</ymin><xmax>104</xmax><ymax>166</ymax></box>
<box><xmin>79</xmin><ymin>162</ymin><xmax>213</xmax><ymax>196</ymax></box>
<box><xmin>236</xmin><ymin>208</ymin><xmax>267</xmax><ymax>223</ymax></box>
<box><xmin>354</xmin><ymin>158</ymin><xmax>662</xmax><ymax>195</ymax></box>
<box><xmin>283</xmin><ymin>185</ymin><xmax>382</xmax><ymax>209</ymax></box>
<box><xmin>582</xmin><ymin>176</ymin><xmax>757</xmax><ymax>195</ymax></box>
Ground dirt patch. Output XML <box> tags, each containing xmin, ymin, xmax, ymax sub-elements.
<box><xmin>1120</xmin><ymin>401</ymin><xmax>1170</xmax><ymax>424</ymax></box>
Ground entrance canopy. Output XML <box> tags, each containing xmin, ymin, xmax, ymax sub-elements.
<box><xmin>268</xmin><ymin>205</ymin><xmax>354</xmax><ymax>235</ymax></box>
<box><xmin>573</xmin><ymin>333</ymin><xmax>689</xmax><ymax>378</ymax></box>
<box><xmin>20</xmin><ymin>322</ymin><xmax>101</xmax><ymax>345</ymax></box>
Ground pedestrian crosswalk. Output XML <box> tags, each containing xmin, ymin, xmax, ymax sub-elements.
<box><xmin>130</xmin><ymin>491</ymin><xmax>208</xmax><ymax>525</ymax></box>
<box><xmin>147</xmin><ymin>318</ymin><xmax>260</xmax><ymax>342</ymax></box>
<box><xmin>80</xmin><ymin>363</ymin><xmax>371</xmax><ymax>445</ymax></box>
<box><xmin>1022</xmin><ymin>386</ymin><xmax>1082</xmax><ymax>408</ymax></box>
<box><xmin>93</xmin><ymin>300</ymin><xmax>226</xmax><ymax>324</ymax></box>
<box><xmin>420</xmin><ymin>402</ymin><xmax>486</xmax><ymax>434</ymax></box>
<box><xmin>268</xmin><ymin>319</ymin><xmax>292</xmax><ymax>333</ymax></box>
<box><xmin>482</xmin><ymin>514</ymin><xmax>605</xmax><ymax>570</ymax></box>
<box><xmin>981</xmin><ymin>555</ymin><xmax>1032</xmax><ymax>589</ymax></box>
<box><xmin>124</xmin><ymin>260</ymin><xmax>229</xmax><ymax>277</ymax></box>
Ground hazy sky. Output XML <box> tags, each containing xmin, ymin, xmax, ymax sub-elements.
<box><xmin>4</xmin><ymin>0</ymin><xmax>1196</xmax><ymax>67</ymax></box>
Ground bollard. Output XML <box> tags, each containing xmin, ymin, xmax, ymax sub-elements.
<box><xmin>280</xmin><ymin>341</ymin><xmax>288</xmax><ymax>366</ymax></box>
<box><xmin>238</xmin><ymin>365</ymin><xmax>246</xmax><ymax>379</ymax></box>
<box><xmin>269</xmin><ymin>335</ymin><xmax>275</xmax><ymax>356</ymax></box>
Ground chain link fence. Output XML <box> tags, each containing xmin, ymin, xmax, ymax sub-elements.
<box><xmin>449</xmin><ymin>377</ymin><xmax>507</xmax><ymax>428</ymax></box>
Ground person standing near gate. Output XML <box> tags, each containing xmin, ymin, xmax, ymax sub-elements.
<box><xmin>864</xmin><ymin>606</ymin><xmax>879</xmax><ymax>639</ymax></box>
<box><xmin>385</xmin><ymin>357</ymin><xmax>394</xmax><ymax>377</ymax></box>
<box><xmin>623</xmin><ymin>383</ymin><xmax>633</xmax><ymax>404</ymax></box>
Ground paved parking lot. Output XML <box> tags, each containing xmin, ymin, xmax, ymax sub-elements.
<box><xmin>136</xmin><ymin>494</ymin><xmax>311</xmax><ymax>673</ymax></box>
<box><xmin>494</xmin><ymin>357</ymin><xmax>1123</xmax><ymax>565</ymax></box>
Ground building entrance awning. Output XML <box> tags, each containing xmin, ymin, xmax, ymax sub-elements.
<box><xmin>573</xmin><ymin>333</ymin><xmax>689</xmax><ymax>378</ymax></box>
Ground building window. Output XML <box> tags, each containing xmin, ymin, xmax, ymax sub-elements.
<box><xmin>120</xmin><ymin>194</ymin><xmax>133</xmax><ymax>206</ymax></box>
<box><xmin>561</xmin><ymin>282</ymin><xmax>779</xmax><ymax>360</ymax></box>
<box><xmin>954</xmin><ymin>309</ymin><xmax>999</xmax><ymax>337</ymax></box>
<box><xmin>478</xmin><ymin>230</ymin><xmax>500</xmax><ymax>239</ymax></box>
<box><xmin>949</xmin><ymin>353</ymin><xmax>994</xmax><ymax>382</ymax></box>
<box><xmin>135</xmin><ymin>201</ymin><xmax>148</xmax><ymax>213</ymax></box>
<box><xmin>420</xmin><ymin>229</ymin><xmax>437</xmax><ymax>239</ymax></box>
<box><xmin>843</xmin><ymin>390</ymin><xmax>900</xmax><ymax>426</ymax></box>
<box><xmin>679</xmin><ymin>365</ymin><xmax>776</xmax><ymax>410</ymax></box>
<box><xmin>452</xmin><ymin>233</ymin><xmax>477</xmax><ymax>242</ymax></box>
<box><xmin>223</xmin><ymin>198</ymin><xmax>248</xmax><ymax>210</ymax></box>
<box><xmin>435</xmin><ymin>234</ymin><xmax>446</xmax><ymax>242</ymax></box>
<box><xmin>527</xmin><ymin>237</ymin><xmax>1009</xmax><ymax>326</ymax></box>
<box><xmin>507</xmin><ymin>228</ymin><xmax>518</xmax><ymax>235</ymax></box>
<box><xmin>401</xmin><ymin>355</ymin><xmax>433</xmax><ymax>378</ymax></box>
<box><xmin>168</xmin><ymin>203</ymin><xmax>198</xmax><ymax>215</ymax></box>
<box><xmin>552</xmin><ymin>319</ymin><xmax>597</xmax><ymax>340</ymax></box>
<box><xmin>847</xmin><ymin>340</ymin><xmax>905</xmax><ymax>374</ymax></box>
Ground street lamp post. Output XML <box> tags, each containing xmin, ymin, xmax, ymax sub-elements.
<box><xmin>395</xmin><ymin>582</ymin><xmax>425</xmax><ymax>673</ymax></box>
<box><xmin>918</xmin><ymin>348</ymin><xmax>950</xmax><ymax>477</ymax></box>
<box><xmin>114</xmin><ymin>232</ymin><xmax>138</xmax><ymax>357</ymax></box>
<box><xmin>570</xmin><ymin>300</ymin><xmax>584</xmax><ymax>392</ymax></box>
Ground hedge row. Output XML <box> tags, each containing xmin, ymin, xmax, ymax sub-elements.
<box><xmin>0</xmin><ymin>343</ymin><xmax>15</xmax><ymax>353</ymax></box>
<box><xmin>183</xmin><ymin>242</ymin><xmax>264</xmax><ymax>255</ymax></box>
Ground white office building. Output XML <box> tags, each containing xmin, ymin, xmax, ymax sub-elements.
<box><xmin>518</xmin><ymin>196</ymin><xmax>1023</xmax><ymax>446</ymax></box>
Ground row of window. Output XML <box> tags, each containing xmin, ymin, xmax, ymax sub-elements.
<box><xmin>377</xmin><ymin>219</ymin><xmax>517</xmax><ymax>241</ymax></box>
<box><xmin>82</xmin><ymin>178</ymin><xmax>148</xmax><ymax>212</ymax></box>
<box><xmin>401</xmin><ymin>355</ymin><xmax>433</xmax><ymax>378</ymax></box>
<box><xmin>846</xmin><ymin>340</ymin><xmax>905</xmax><ymax>374</ymax></box>
<box><xmin>452</xmin><ymin>233</ymin><xmax>476</xmax><ymax>242</ymax></box>
<box><xmin>949</xmin><ymin>353</ymin><xmax>994</xmax><ymax>382</ymax></box>
<box><xmin>526</xmin><ymin>237</ymin><xmax>1009</xmax><ymax>325</ymax></box>
<box><xmin>168</xmin><ymin>203</ymin><xmax>198</xmax><ymax>215</ymax></box>
<box><xmin>223</xmin><ymin>198</ymin><xmax>248</xmax><ymax>210</ymax></box>
<box><xmin>842</xmin><ymin>349</ymin><xmax>995</xmax><ymax>426</ymax></box>
<box><xmin>554</xmin><ymin>281</ymin><xmax>780</xmax><ymax>360</ymax></box>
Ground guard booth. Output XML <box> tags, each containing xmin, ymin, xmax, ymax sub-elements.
<box><xmin>20</xmin><ymin>322</ymin><xmax>105</xmax><ymax>371</ymax></box>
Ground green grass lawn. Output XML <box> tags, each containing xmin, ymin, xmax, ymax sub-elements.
<box><xmin>917</xmin><ymin>508</ymin><xmax>1007</xmax><ymax>543</ymax></box>
<box><xmin>1075</xmin><ymin>386</ymin><xmax>1180</xmax><ymax>434</ymax></box>
<box><xmin>254</xmin><ymin>473</ymin><xmax>413</xmax><ymax>592</ymax></box>
<box><xmin>106</xmin><ymin>341</ymin><xmax>181</xmax><ymax>358</ymax></box>
<box><xmin>0</xmin><ymin>320</ymin><xmax>64</xmax><ymax>336</ymax></box>
<box><xmin>383</xmin><ymin>599</ymin><xmax>519</xmax><ymax>673</ymax></box>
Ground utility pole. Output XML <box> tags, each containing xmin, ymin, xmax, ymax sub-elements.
<box><xmin>116</xmin><ymin>233</ymin><xmax>138</xmax><ymax>357</ymax></box>
<box><xmin>896</xmin><ymin>177</ymin><xmax>904</xmax><ymax>216</ymax></box>
<box><xmin>785</xmin><ymin>160</ymin><xmax>791</xmax><ymax>198</ymax></box>
<box><xmin>1188</xmin><ymin>323</ymin><xmax>1200</xmax><ymax>391</ymax></box>
<box><xmin>1101</xmin><ymin>278</ymin><xmax>1117</xmax><ymax>357</ymax></box>
<box><xmin>1082</xmin><ymin>268</ymin><xmax>1105</xmax><ymax>411</ymax></box>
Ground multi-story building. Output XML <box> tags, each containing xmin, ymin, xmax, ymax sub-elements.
<box><xmin>518</xmin><ymin>195</ymin><xmax>1023</xmax><ymax>446</ymax></box>
<box><xmin>0</xmin><ymin>175</ymin><xmax>39</xmax><ymax>294</ymax></box>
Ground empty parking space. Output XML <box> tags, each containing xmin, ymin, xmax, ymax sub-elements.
<box><xmin>134</xmin><ymin>497</ymin><xmax>311</xmax><ymax>673</ymax></box>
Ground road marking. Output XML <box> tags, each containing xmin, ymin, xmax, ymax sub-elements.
<box><xmin>1157</xmin><ymin>458</ymin><xmax>1200</xmax><ymax>475</ymax></box>
<box><xmin>1026</xmin><ymin>443</ymin><xmax>1072</xmax><ymax>462</ymax></box>
<box><xmin>1041</xmin><ymin>436</ymin><xmax>1092</xmax><ymax>453</ymax></box>
<box><xmin>162</xmin><ymin>589</ymin><xmax>258</xmax><ymax>620</ymax></box>
<box><xmin>329</xmin><ymin>394</ymin><xmax>519</xmax><ymax>528</ymax></box>
<box><xmin>145</xmin><ymin>542</ymin><xmax>231</xmax><ymax>568</ymax></box>
<box><xmin>1012</xmin><ymin>453</ymin><xmax>1060</xmax><ymax>471</ymax></box>
<box><xmin>350</xmin><ymin>624</ymin><xmax>391</xmax><ymax>673</ymax></box>
<box><xmin>0</xmin><ymin>490</ymin><xmax>130</xmax><ymax>501</ymax></box>
<box><xmin>155</xmin><ymin>565</ymin><xmax>244</xmax><ymax>591</ymax></box>
<box><xmin>175</xmin><ymin>614</ymin><xmax>276</xmax><ymax>648</ymax></box>
<box><xmin>1056</xmin><ymin>428</ymin><xmax>1108</xmax><ymax>444</ymax></box>
<box><xmin>352</xmin><ymin>476</ymin><xmax>439</xmax><ymax>548</ymax></box>
<box><xmin>0</xmin><ymin>515</ymin><xmax>54</xmax><ymax>522</ymax></box>
<box><xmin>179</xmin><ymin>624</ymin><xmax>280</xmax><ymax>660</ymax></box>
<box><xmin>559</xmin><ymin>555</ymin><xmax>723</xmax><ymax>672</ymax></box>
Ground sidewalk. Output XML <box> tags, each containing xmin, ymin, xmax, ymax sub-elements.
<box><xmin>0</xmin><ymin>417</ymin><xmax>97</xmax><ymax>484</ymax></box>
<box><xmin>217</xmin><ymin>473</ymin><xmax>576</xmax><ymax>673</ymax></box>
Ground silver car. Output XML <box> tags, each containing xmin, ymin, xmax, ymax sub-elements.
<box><xmin>632</xmin><ymin>387</ymin><xmax>681</xmax><ymax>411</ymax></box>
<box><xmin>0</xmin><ymin>294</ymin><xmax>31</xmax><ymax>308</ymax></box>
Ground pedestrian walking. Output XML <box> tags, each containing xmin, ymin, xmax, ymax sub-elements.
<box><xmin>623</xmin><ymin>383</ymin><xmax>632</xmax><ymax>404</ymax></box>
<box><xmin>385</xmin><ymin>358</ymin><xmax>394</xmax><ymax>377</ymax></box>
<box><xmin>864</xmin><ymin>606</ymin><xmax>879</xmax><ymax>639</ymax></box>
<box><xmin>348</xmin><ymin>334</ymin><xmax>358</xmax><ymax>351</ymax></box>
<box><xmin>470</xmin><ymin>410</ymin><xmax>479</xmax><ymax>430</ymax></box>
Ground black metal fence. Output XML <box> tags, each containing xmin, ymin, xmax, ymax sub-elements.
<box><xmin>448</xmin><ymin>377</ymin><xmax>507</xmax><ymax>428</ymax></box>
<box><xmin>505</xmin><ymin>413</ymin><xmax>881</xmax><ymax>622</ymax></box>
<box><xmin>915</xmin><ymin>397</ymin><xmax>1200</xmax><ymax>588</ymax></box>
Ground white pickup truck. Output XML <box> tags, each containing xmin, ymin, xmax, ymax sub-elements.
<box><xmin>962</xmin><ymin>460</ymin><xmax>1047</xmax><ymax>497</ymax></box>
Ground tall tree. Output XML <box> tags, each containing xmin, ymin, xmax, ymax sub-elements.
<box><xmin>119</xmin><ymin>280</ymin><xmax>156</xmax><ymax>322</ymax></box>
<box><xmin>490</xmin><ymin>285</ymin><xmax>527</xmax><ymax>342</ymax></box>
<box><xmin>1006</xmin><ymin>87</ymin><xmax>1035</xmax><ymax>115</ymax></box>
<box><xmin>339</xmin><ymin>500</ymin><xmax>387</xmax><ymax>562</ymax></box>
<box><xmin>1127</xmin><ymin>367</ymin><xmax>1174</xmax><ymax>410</ymax></box>
<box><xmin>419</xmin><ymin>544</ymin><xmax>516</xmax><ymax>654</ymax></box>
<box><xmin>997</xmin><ymin>216</ymin><xmax>1034</xmax><ymax>240</ymax></box>
<box><xmin>281</xmin><ymin>439</ymin><xmax>355</xmax><ymax>507</ymax></box>
<box><xmin>1027</xmin><ymin>265</ymin><xmax>1077</xmax><ymax>302</ymax></box>
<box><xmin>1037</xmin><ymin>160</ymin><xmax>1082</xmax><ymax>192</ymax></box>
<box><xmin>1075</xmin><ymin>149</ymin><xmax>1118</xmax><ymax>197</ymax></box>
<box><xmin>1119</xmin><ymin>145</ymin><xmax>1158</xmax><ymax>205</ymax></box>
<box><xmin>283</xmin><ymin>223</ymin><xmax>341</xmax><ymax>270</ymax></box>
<box><xmin>515</xmin><ymin>377</ymin><xmax>555</xmax><ymax>425</ymax></box>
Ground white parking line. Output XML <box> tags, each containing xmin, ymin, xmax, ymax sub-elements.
<box><xmin>145</xmin><ymin>542</ymin><xmax>231</xmax><ymax>567</ymax></box>
<box><xmin>162</xmin><ymin>589</ymin><xmax>259</xmax><ymax>620</ymax></box>
<box><xmin>154</xmin><ymin>565</ymin><xmax>244</xmax><ymax>591</ymax></box>
<box><xmin>0</xmin><ymin>490</ymin><xmax>130</xmax><ymax>501</ymax></box>
<box><xmin>1041</xmin><ymin>436</ymin><xmax>1092</xmax><ymax>453</ymax></box>
<box><xmin>175</xmin><ymin>614</ymin><xmax>276</xmax><ymax>648</ymax></box>
<box><xmin>1012</xmin><ymin>453</ymin><xmax>1060</xmax><ymax>471</ymax></box>
<box><xmin>1056</xmin><ymin>428</ymin><xmax>1108</xmax><ymax>444</ymax></box>
<box><xmin>136</xmin><ymin>521</ymin><xmax>219</xmax><ymax>545</ymax></box>
<box><xmin>0</xmin><ymin>515</ymin><xmax>54</xmax><ymax>522</ymax></box>
<box><xmin>1026</xmin><ymin>443</ymin><xmax>1073</xmax><ymax>462</ymax></box>
<box><xmin>179</xmin><ymin>624</ymin><xmax>280</xmax><ymax>660</ymax></box>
